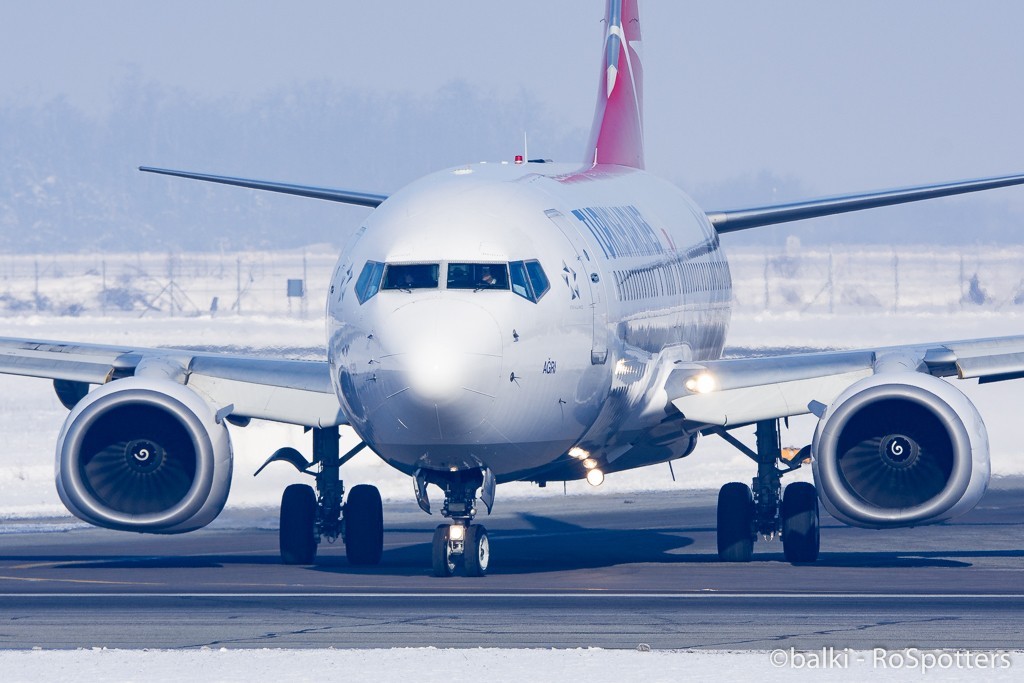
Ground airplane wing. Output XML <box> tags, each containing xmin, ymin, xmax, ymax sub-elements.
<box><xmin>668</xmin><ymin>334</ymin><xmax>1024</xmax><ymax>428</ymax></box>
<box><xmin>139</xmin><ymin>166</ymin><xmax>388</xmax><ymax>208</ymax></box>
<box><xmin>138</xmin><ymin>167</ymin><xmax>1024</xmax><ymax>229</ymax></box>
<box><xmin>705</xmin><ymin>172</ymin><xmax>1024</xmax><ymax>233</ymax></box>
<box><xmin>0</xmin><ymin>337</ymin><xmax>345</xmax><ymax>428</ymax></box>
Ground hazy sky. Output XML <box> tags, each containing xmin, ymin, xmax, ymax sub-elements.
<box><xmin>3</xmin><ymin>1</ymin><xmax>1024</xmax><ymax>211</ymax></box>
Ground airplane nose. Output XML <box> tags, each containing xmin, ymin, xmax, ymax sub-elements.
<box><xmin>377</xmin><ymin>299</ymin><xmax>503</xmax><ymax>438</ymax></box>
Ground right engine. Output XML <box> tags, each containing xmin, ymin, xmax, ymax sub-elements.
<box><xmin>55</xmin><ymin>377</ymin><xmax>233</xmax><ymax>534</ymax></box>
<box><xmin>811</xmin><ymin>371</ymin><xmax>990</xmax><ymax>529</ymax></box>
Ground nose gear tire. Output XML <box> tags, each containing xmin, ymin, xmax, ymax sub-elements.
<box><xmin>464</xmin><ymin>524</ymin><xmax>490</xmax><ymax>577</ymax></box>
<box><xmin>431</xmin><ymin>524</ymin><xmax>456</xmax><ymax>577</ymax></box>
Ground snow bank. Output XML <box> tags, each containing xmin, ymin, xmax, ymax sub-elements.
<box><xmin>1</xmin><ymin>648</ymin><xmax>1019</xmax><ymax>683</ymax></box>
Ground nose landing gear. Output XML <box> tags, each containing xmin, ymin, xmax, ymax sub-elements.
<box><xmin>431</xmin><ymin>522</ymin><xmax>491</xmax><ymax>577</ymax></box>
<box><xmin>417</xmin><ymin>467</ymin><xmax>495</xmax><ymax>577</ymax></box>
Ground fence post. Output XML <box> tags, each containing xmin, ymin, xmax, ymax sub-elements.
<box><xmin>236</xmin><ymin>257</ymin><xmax>242</xmax><ymax>315</ymax></box>
<box><xmin>828</xmin><ymin>249</ymin><xmax>834</xmax><ymax>315</ymax></box>
<box><xmin>893</xmin><ymin>251</ymin><xmax>900</xmax><ymax>313</ymax></box>
<box><xmin>763</xmin><ymin>255</ymin><xmax>770</xmax><ymax>311</ymax></box>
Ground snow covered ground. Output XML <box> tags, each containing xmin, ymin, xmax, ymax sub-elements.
<box><xmin>0</xmin><ymin>647</ymin><xmax>1019</xmax><ymax>682</ymax></box>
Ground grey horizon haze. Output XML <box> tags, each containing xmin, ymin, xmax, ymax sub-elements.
<box><xmin>2</xmin><ymin>1</ymin><xmax>1023</xmax><ymax>251</ymax></box>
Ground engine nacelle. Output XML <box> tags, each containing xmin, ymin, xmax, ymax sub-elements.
<box><xmin>55</xmin><ymin>377</ymin><xmax>233</xmax><ymax>534</ymax></box>
<box><xmin>811</xmin><ymin>372</ymin><xmax>989</xmax><ymax>528</ymax></box>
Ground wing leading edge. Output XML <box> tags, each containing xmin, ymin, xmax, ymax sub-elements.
<box><xmin>139</xmin><ymin>166</ymin><xmax>388</xmax><ymax>208</ymax></box>
<box><xmin>706</xmin><ymin>172</ymin><xmax>1024</xmax><ymax>233</ymax></box>
<box><xmin>139</xmin><ymin>168</ymin><xmax>1024</xmax><ymax>229</ymax></box>
<box><xmin>0</xmin><ymin>337</ymin><xmax>345</xmax><ymax>428</ymax></box>
<box><xmin>669</xmin><ymin>334</ymin><xmax>1024</xmax><ymax>428</ymax></box>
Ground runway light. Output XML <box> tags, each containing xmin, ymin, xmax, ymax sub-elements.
<box><xmin>448</xmin><ymin>524</ymin><xmax>465</xmax><ymax>541</ymax></box>
<box><xmin>685</xmin><ymin>372</ymin><xmax>717</xmax><ymax>394</ymax></box>
<box><xmin>583</xmin><ymin>458</ymin><xmax>599</xmax><ymax>470</ymax></box>
<box><xmin>586</xmin><ymin>468</ymin><xmax>605</xmax><ymax>486</ymax></box>
<box><xmin>568</xmin><ymin>446</ymin><xmax>589</xmax><ymax>460</ymax></box>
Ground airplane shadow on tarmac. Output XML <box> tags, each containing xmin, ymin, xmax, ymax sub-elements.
<box><xmin>304</xmin><ymin>513</ymin><xmax>1004</xmax><ymax>576</ymax></box>
<box><xmin>6</xmin><ymin>514</ymin><xmax>1022</xmax><ymax>575</ymax></box>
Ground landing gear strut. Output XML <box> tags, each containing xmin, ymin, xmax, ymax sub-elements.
<box><xmin>417</xmin><ymin>467</ymin><xmax>494</xmax><ymax>577</ymax></box>
<box><xmin>257</xmin><ymin>426</ymin><xmax>383</xmax><ymax>566</ymax></box>
<box><xmin>712</xmin><ymin>419</ymin><xmax>819</xmax><ymax>563</ymax></box>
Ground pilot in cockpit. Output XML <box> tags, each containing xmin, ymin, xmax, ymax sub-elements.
<box><xmin>478</xmin><ymin>266</ymin><xmax>497</xmax><ymax>287</ymax></box>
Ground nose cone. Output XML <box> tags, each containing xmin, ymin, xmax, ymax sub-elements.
<box><xmin>377</xmin><ymin>299</ymin><xmax>503</xmax><ymax>439</ymax></box>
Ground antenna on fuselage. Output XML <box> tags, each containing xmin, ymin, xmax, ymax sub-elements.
<box><xmin>523</xmin><ymin>131</ymin><xmax>529</xmax><ymax>163</ymax></box>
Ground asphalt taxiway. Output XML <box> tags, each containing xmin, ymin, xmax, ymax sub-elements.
<box><xmin>1</xmin><ymin>480</ymin><xmax>1023</xmax><ymax>650</ymax></box>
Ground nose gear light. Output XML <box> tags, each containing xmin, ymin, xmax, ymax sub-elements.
<box><xmin>569</xmin><ymin>446</ymin><xmax>589</xmax><ymax>460</ymax></box>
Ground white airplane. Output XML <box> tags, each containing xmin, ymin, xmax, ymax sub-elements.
<box><xmin>4</xmin><ymin>0</ymin><xmax>1024</xmax><ymax>577</ymax></box>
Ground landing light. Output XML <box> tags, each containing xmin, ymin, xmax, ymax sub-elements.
<box><xmin>586</xmin><ymin>469</ymin><xmax>605</xmax><ymax>487</ymax></box>
<box><xmin>569</xmin><ymin>446</ymin><xmax>589</xmax><ymax>460</ymax></box>
<box><xmin>449</xmin><ymin>524</ymin><xmax>465</xmax><ymax>541</ymax></box>
<box><xmin>685</xmin><ymin>372</ymin><xmax>717</xmax><ymax>394</ymax></box>
<box><xmin>582</xmin><ymin>458</ymin><xmax>599</xmax><ymax>470</ymax></box>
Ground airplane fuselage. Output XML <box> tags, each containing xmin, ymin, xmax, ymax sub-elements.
<box><xmin>327</xmin><ymin>161</ymin><xmax>731</xmax><ymax>483</ymax></box>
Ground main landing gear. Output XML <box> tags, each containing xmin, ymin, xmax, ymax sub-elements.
<box><xmin>256</xmin><ymin>426</ymin><xmax>383</xmax><ymax>566</ymax></box>
<box><xmin>712</xmin><ymin>419</ymin><xmax>820</xmax><ymax>563</ymax></box>
<box><xmin>416</xmin><ymin>467</ymin><xmax>495</xmax><ymax>577</ymax></box>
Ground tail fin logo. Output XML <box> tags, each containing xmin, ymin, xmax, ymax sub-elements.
<box><xmin>605</xmin><ymin>0</ymin><xmax>642</xmax><ymax>99</ymax></box>
<box><xmin>586</xmin><ymin>0</ymin><xmax>645</xmax><ymax>169</ymax></box>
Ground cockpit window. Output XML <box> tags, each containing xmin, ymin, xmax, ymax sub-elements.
<box><xmin>509</xmin><ymin>260</ymin><xmax>550</xmax><ymax>303</ymax></box>
<box><xmin>447</xmin><ymin>263</ymin><xmax>509</xmax><ymax>290</ymax></box>
<box><xmin>382</xmin><ymin>263</ymin><xmax>439</xmax><ymax>290</ymax></box>
<box><xmin>525</xmin><ymin>260</ymin><xmax>550</xmax><ymax>300</ymax></box>
<box><xmin>355</xmin><ymin>260</ymin><xmax>385</xmax><ymax>304</ymax></box>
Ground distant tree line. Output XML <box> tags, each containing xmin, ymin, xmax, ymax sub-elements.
<box><xmin>2</xmin><ymin>77</ymin><xmax>1020</xmax><ymax>253</ymax></box>
<box><xmin>0</xmin><ymin>77</ymin><xmax>584</xmax><ymax>253</ymax></box>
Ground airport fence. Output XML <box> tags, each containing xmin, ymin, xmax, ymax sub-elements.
<box><xmin>0</xmin><ymin>245</ymin><xmax>1019</xmax><ymax>318</ymax></box>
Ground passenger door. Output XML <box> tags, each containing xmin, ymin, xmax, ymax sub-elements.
<box><xmin>545</xmin><ymin>209</ymin><xmax>608</xmax><ymax>364</ymax></box>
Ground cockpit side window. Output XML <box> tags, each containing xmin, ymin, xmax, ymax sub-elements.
<box><xmin>382</xmin><ymin>263</ymin><xmax>440</xmax><ymax>290</ymax></box>
<box><xmin>509</xmin><ymin>261</ymin><xmax>533</xmax><ymax>300</ymax></box>
<box><xmin>525</xmin><ymin>260</ymin><xmax>550</xmax><ymax>300</ymax></box>
<box><xmin>447</xmin><ymin>263</ymin><xmax>509</xmax><ymax>290</ymax></box>
<box><xmin>355</xmin><ymin>260</ymin><xmax>385</xmax><ymax>304</ymax></box>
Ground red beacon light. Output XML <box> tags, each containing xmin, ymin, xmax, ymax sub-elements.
<box><xmin>514</xmin><ymin>155</ymin><xmax>524</xmax><ymax>165</ymax></box>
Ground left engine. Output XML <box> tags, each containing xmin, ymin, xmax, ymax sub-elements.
<box><xmin>55</xmin><ymin>377</ymin><xmax>233</xmax><ymax>533</ymax></box>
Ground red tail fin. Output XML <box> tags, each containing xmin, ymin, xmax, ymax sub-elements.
<box><xmin>585</xmin><ymin>0</ymin><xmax>644</xmax><ymax>169</ymax></box>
